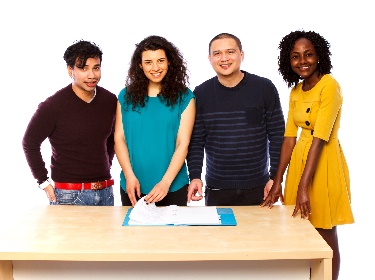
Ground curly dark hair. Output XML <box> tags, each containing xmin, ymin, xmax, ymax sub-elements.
<box><xmin>278</xmin><ymin>30</ymin><xmax>332</xmax><ymax>88</ymax></box>
<box><xmin>63</xmin><ymin>40</ymin><xmax>103</xmax><ymax>69</ymax></box>
<box><xmin>125</xmin><ymin>35</ymin><xmax>189</xmax><ymax>110</ymax></box>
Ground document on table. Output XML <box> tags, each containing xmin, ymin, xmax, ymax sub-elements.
<box><xmin>127</xmin><ymin>197</ymin><xmax>221</xmax><ymax>226</ymax></box>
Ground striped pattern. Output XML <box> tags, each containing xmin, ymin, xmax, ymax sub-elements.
<box><xmin>187</xmin><ymin>72</ymin><xmax>285</xmax><ymax>189</ymax></box>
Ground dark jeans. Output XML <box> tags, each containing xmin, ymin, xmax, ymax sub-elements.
<box><xmin>205</xmin><ymin>185</ymin><xmax>264</xmax><ymax>206</ymax></box>
<box><xmin>120</xmin><ymin>185</ymin><xmax>188</xmax><ymax>206</ymax></box>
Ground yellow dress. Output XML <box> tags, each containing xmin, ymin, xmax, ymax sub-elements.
<box><xmin>284</xmin><ymin>74</ymin><xmax>354</xmax><ymax>229</ymax></box>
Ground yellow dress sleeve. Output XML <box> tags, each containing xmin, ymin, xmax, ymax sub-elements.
<box><xmin>313</xmin><ymin>77</ymin><xmax>343</xmax><ymax>141</ymax></box>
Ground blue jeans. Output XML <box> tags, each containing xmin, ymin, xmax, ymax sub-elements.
<box><xmin>51</xmin><ymin>186</ymin><xmax>114</xmax><ymax>206</ymax></box>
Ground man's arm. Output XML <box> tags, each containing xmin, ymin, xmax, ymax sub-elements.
<box><xmin>266</xmin><ymin>85</ymin><xmax>285</xmax><ymax>179</ymax></box>
<box><xmin>22</xmin><ymin>101</ymin><xmax>54</xmax><ymax>183</ymax></box>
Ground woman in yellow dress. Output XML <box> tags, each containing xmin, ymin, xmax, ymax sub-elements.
<box><xmin>261</xmin><ymin>30</ymin><xmax>354</xmax><ymax>280</ymax></box>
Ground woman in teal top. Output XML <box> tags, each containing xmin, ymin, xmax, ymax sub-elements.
<box><xmin>114</xmin><ymin>35</ymin><xmax>196</xmax><ymax>207</ymax></box>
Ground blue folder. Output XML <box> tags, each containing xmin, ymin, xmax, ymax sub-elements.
<box><xmin>122</xmin><ymin>207</ymin><xmax>237</xmax><ymax>226</ymax></box>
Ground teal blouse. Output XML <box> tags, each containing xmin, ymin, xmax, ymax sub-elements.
<box><xmin>118</xmin><ymin>88</ymin><xmax>195</xmax><ymax>194</ymax></box>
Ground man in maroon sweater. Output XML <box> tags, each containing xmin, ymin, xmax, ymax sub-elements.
<box><xmin>22</xmin><ymin>40</ymin><xmax>117</xmax><ymax>206</ymax></box>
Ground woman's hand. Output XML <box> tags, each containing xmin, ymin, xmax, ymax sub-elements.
<box><xmin>260</xmin><ymin>180</ymin><xmax>283</xmax><ymax>209</ymax></box>
<box><xmin>292</xmin><ymin>186</ymin><xmax>311</xmax><ymax>219</ymax></box>
<box><xmin>144</xmin><ymin>181</ymin><xmax>170</xmax><ymax>204</ymax></box>
<box><xmin>126</xmin><ymin>175</ymin><xmax>141</xmax><ymax>207</ymax></box>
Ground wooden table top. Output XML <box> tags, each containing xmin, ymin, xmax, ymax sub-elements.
<box><xmin>0</xmin><ymin>205</ymin><xmax>332</xmax><ymax>261</ymax></box>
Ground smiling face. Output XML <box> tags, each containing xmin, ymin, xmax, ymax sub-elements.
<box><xmin>290</xmin><ymin>38</ymin><xmax>319</xmax><ymax>82</ymax></box>
<box><xmin>209</xmin><ymin>37</ymin><xmax>244</xmax><ymax>79</ymax></box>
<box><xmin>68</xmin><ymin>57</ymin><xmax>101</xmax><ymax>95</ymax></box>
<box><xmin>140</xmin><ymin>49</ymin><xmax>169</xmax><ymax>86</ymax></box>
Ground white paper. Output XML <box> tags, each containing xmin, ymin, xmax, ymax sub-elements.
<box><xmin>128</xmin><ymin>197</ymin><xmax>221</xmax><ymax>226</ymax></box>
<box><xmin>128</xmin><ymin>197</ymin><xmax>177</xmax><ymax>225</ymax></box>
<box><xmin>173</xmin><ymin>206</ymin><xmax>221</xmax><ymax>225</ymax></box>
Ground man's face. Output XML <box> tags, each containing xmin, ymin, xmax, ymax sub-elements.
<box><xmin>68</xmin><ymin>57</ymin><xmax>101</xmax><ymax>94</ymax></box>
<box><xmin>209</xmin><ymin>38</ymin><xmax>243</xmax><ymax>78</ymax></box>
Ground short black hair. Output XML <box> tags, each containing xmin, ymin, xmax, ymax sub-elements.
<box><xmin>208</xmin><ymin>33</ymin><xmax>242</xmax><ymax>54</ymax></box>
<box><xmin>278</xmin><ymin>30</ymin><xmax>332</xmax><ymax>88</ymax></box>
<box><xmin>63</xmin><ymin>40</ymin><xmax>103</xmax><ymax>69</ymax></box>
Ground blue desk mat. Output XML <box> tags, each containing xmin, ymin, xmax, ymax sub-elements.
<box><xmin>123</xmin><ymin>207</ymin><xmax>237</xmax><ymax>226</ymax></box>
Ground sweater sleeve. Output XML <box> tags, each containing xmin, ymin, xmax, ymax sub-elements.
<box><xmin>186</xmin><ymin>89</ymin><xmax>205</xmax><ymax>181</ymax></box>
<box><xmin>265</xmin><ymin>84</ymin><xmax>285</xmax><ymax>179</ymax></box>
<box><xmin>22</xmin><ymin>100</ymin><xmax>56</xmax><ymax>183</ymax></box>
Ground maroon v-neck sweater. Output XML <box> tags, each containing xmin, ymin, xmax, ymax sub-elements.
<box><xmin>22</xmin><ymin>84</ymin><xmax>117</xmax><ymax>184</ymax></box>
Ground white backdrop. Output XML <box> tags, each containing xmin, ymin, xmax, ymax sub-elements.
<box><xmin>0</xmin><ymin>1</ymin><xmax>373</xmax><ymax>279</ymax></box>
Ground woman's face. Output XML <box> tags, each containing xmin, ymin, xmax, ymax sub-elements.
<box><xmin>290</xmin><ymin>38</ymin><xmax>319</xmax><ymax>80</ymax></box>
<box><xmin>139</xmin><ymin>49</ymin><xmax>169</xmax><ymax>85</ymax></box>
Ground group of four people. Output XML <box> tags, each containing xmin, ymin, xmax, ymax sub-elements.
<box><xmin>22</xmin><ymin>31</ymin><xmax>354</xmax><ymax>280</ymax></box>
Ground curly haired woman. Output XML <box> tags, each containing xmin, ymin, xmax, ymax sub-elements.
<box><xmin>114</xmin><ymin>35</ymin><xmax>195</xmax><ymax>207</ymax></box>
<box><xmin>261</xmin><ymin>30</ymin><xmax>354</xmax><ymax>280</ymax></box>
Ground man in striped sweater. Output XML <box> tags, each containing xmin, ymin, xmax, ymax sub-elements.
<box><xmin>187</xmin><ymin>33</ymin><xmax>285</xmax><ymax>206</ymax></box>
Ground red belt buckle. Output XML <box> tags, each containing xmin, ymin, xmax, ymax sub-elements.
<box><xmin>91</xmin><ymin>181</ymin><xmax>103</xmax><ymax>190</ymax></box>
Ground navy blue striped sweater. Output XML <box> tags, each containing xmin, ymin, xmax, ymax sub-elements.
<box><xmin>187</xmin><ymin>71</ymin><xmax>285</xmax><ymax>189</ymax></box>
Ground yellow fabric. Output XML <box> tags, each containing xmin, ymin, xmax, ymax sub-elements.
<box><xmin>283</xmin><ymin>74</ymin><xmax>354</xmax><ymax>229</ymax></box>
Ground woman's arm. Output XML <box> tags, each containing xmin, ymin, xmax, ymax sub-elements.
<box><xmin>114</xmin><ymin>101</ymin><xmax>140</xmax><ymax>206</ymax></box>
<box><xmin>261</xmin><ymin>136</ymin><xmax>296</xmax><ymax>208</ymax></box>
<box><xmin>293</xmin><ymin>137</ymin><xmax>325</xmax><ymax>219</ymax></box>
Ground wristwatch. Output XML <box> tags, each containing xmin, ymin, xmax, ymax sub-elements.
<box><xmin>38</xmin><ymin>178</ymin><xmax>51</xmax><ymax>190</ymax></box>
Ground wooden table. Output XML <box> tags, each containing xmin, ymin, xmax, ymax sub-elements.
<box><xmin>0</xmin><ymin>205</ymin><xmax>332</xmax><ymax>280</ymax></box>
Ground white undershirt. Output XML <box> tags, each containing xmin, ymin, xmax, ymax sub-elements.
<box><xmin>88</xmin><ymin>88</ymin><xmax>97</xmax><ymax>103</ymax></box>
